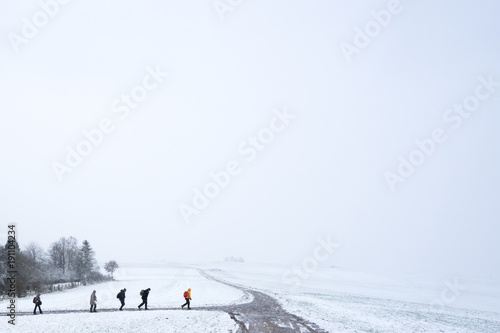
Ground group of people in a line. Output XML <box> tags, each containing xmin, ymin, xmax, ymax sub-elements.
<box><xmin>32</xmin><ymin>288</ymin><xmax>193</xmax><ymax>314</ymax></box>
<box><xmin>115</xmin><ymin>287</ymin><xmax>152</xmax><ymax>311</ymax></box>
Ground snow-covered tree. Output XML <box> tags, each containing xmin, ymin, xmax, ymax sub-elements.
<box><xmin>48</xmin><ymin>236</ymin><xmax>79</xmax><ymax>279</ymax></box>
<box><xmin>104</xmin><ymin>260</ymin><xmax>119</xmax><ymax>279</ymax></box>
<box><xmin>76</xmin><ymin>240</ymin><xmax>97</xmax><ymax>281</ymax></box>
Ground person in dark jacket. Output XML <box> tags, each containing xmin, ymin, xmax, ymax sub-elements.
<box><xmin>33</xmin><ymin>294</ymin><xmax>43</xmax><ymax>314</ymax></box>
<box><xmin>90</xmin><ymin>290</ymin><xmax>97</xmax><ymax>312</ymax></box>
<box><xmin>117</xmin><ymin>288</ymin><xmax>126</xmax><ymax>310</ymax></box>
<box><xmin>138</xmin><ymin>288</ymin><xmax>151</xmax><ymax>310</ymax></box>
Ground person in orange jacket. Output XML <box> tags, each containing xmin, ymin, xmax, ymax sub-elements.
<box><xmin>181</xmin><ymin>288</ymin><xmax>192</xmax><ymax>310</ymax></box>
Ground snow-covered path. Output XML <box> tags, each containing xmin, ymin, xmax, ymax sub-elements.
<box><xmin>197</xmin><ymin>269</ymin><xmax>326</xmax><ymax>332</ymax></box>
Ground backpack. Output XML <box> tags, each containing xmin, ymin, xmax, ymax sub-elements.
<box><xmin>140</xmin><ymin>290</ymin><xmax>144</xmax><ymax>296</ymax></box>
<box><xmin>116</xmin><ymin>292</ymin><xmax>121</xmax><ymax>299</ymax></box>
<box><xmin>33</xmin><ymin>297</ymin><xmax>37</xmax><ymax>304</ymax></box>
<box><xmin>183</xmin><ymin>291</ymin><xmax>188</xmax><ymax>298</ymax></box>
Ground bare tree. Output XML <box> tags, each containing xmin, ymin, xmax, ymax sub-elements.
<box><xmin>25</xmin><ymin>242</ymin><xmax>46</xmax><ymax>263</ymax></box>
<box><xmin>48</xmin><ymin>236</ymin><xmax>79</xmax><ymax>278</ymax></box>
<box><xmin>23</xmin><ymin>242</ymin><xmax>49</xmax><ymax>291</ymax></box>
<box><xmin>104</xmin><ymin>260</ymin><xmax>119</xmax><ymax>280</ymax></box>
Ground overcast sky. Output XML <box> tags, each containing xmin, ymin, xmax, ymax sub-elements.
<box><xmin>1</xmin><ymin>0</ymin><xmax>499</xmax><ymax>279</ymax></box>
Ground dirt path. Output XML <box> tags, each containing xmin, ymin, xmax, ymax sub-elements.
<box><xmin>8</xmin><ymin>269</ymin><xmax>326</xmax><ymax>332</ymax></box>
<box><xmin>196</xmin><ymin>268</ymin><xmax>326</xmax><ymax>333</ymax></box>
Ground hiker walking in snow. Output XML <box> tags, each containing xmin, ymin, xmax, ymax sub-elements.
<box><xmin>138</xmin><ymin>288</ymin><xmax>151</xmax><ymax>310</ymax></box>
<box><xmin>181</xmin><ymin>288</ymin><xmax>192</xmax><ymax>310</ymax></box>
<box><xmin>117</xmin><ymin>288</ymin><xmax>127</xmax><ymax>311</ymax></box>
<box><xmin>33</xmin><ymin>294</ymin><xmax>42</xmax><ymax>315</ymax></box>
<box><xmin>90</xmin><ymin>290</ymin><xmax>97</xmax><ymax>312</ymax></box>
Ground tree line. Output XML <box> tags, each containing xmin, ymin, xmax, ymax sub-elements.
<box><xmin>0</xmin><ymin>236</ymin><xmax>116</xmax><ymax>297</ymax></box>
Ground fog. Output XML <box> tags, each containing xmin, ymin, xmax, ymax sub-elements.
<box><xmin>1</xmin><ymin>0</ymin><xmax>499</xmax><ymax>280</ymax></box>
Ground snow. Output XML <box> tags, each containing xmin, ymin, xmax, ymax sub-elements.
<box><xmin>200</xmin><ymin>262</ymin><xmax>500</xmax><ymax>332</ymax></box>
<box><xmin>10</xmin><ymin>263</ymin><xmax>250</xmax><ymax>313</ymax></box>
<box><xmin>1</xmin><ymin>264</ymin><xmax>250</xmax><ymax>333</ymax></box>
<box><xmin>4</xmin><ymin>310</ymin><xmax>239</xmax><ymax>333</ymax></box>
<box><xmin>2</xmin><ymin>262</ymin><xmax>500</xmax><ymax>332</ymax></box>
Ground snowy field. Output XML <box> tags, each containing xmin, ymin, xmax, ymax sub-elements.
<box><xmin>8</xmin><ymin>263</ymin><xmax>250</xmax><ymax>313</ymax></box>
<box><xmin>202</xmin><ymin>262</ymin><xmax>500</xmax><ymax>332</ymax></box>
<box><xmin>2</xmin><ymin>264</ymin><xmax>250</xmax><ymax>333</ymax></box>
<box><xmin>4</xmin><ymin>310</ymin><xmax>239</xmax><ymax>333</ymax></box>
<box><xmin>2</xmin><ymin>262</ymin><xmax>500</xmax><ymax>332</ymax></box>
